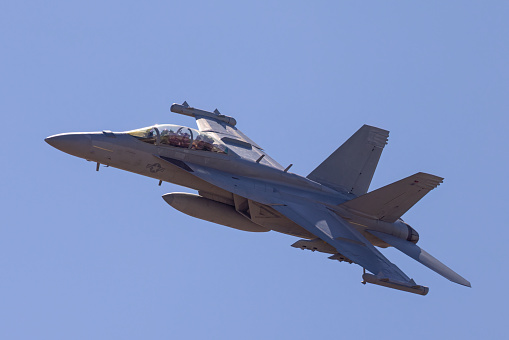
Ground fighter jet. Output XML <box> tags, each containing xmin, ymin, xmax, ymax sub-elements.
<box><xmin>46</xmin><ymin>102</ymin><xmax>470</xmax><ymax>295</ymax></box>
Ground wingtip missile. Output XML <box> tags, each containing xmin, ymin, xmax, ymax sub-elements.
<box><xmin>170</xmin><ymin>102</ymin><xmax>237</xmax><ymax>126</ymax></box>
<box><xmin>362</xmin><ymin>273</ymin><xmax>429</xmax><ymax>295</ymax></box>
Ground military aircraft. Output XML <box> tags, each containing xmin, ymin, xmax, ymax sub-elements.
<box><xmin>46</xmin><ymin>102</ymin><xmax>470</xmax><ymax>295</ymax></box>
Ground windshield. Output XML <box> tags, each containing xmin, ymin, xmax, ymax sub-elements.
<box><xmin>127</xmin><ymin>124</ymin><xmax>228</xmax><ymax>154</ymax></box>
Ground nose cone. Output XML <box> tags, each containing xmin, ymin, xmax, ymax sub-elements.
<box><xmin>45</xmin><ymin>133</ymin><xmax>92</xmax><ymax>158</ymax></box>
<box><xmin>162</xmin><ymin>193</ymin><xmax>175</xmax><ymax>206</ymax></box>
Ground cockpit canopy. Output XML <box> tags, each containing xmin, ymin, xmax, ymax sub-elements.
<box><xmin>127</xmin><ymin>124</ymin><xmax>228</xmax><ymax>154</ymax></box>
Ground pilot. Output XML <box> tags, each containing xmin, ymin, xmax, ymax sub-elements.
<box><xmin>169</xmin><ymin>130</ymin><xmax>179</xmax><ymax>147</ymax></box>
<box><xmin>192</xmin><ymin>138</ymin><xmax>206</xmax><ymax>150</ymax></box>
<box><xmin>146</xmin><ymin>128</ymin><xmax>157</xmax><ymax>144</ymax></box>
<box><xmin>203</xmin><ymin>142</ymin><xmax>213</xmax><ymax>152</ymax></box>
<box><xmin>181</xmin><ymin>133</ymin><xmax>190</xmax><ymax>148</ymax></box>
<box><xmin>160</xmin><ymin>129</ymin><xmax>170</xmax><ymax>145</ymax></box>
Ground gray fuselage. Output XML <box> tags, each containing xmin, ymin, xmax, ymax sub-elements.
<box><xmin>45</xmin><ymin>128</ymin><xmax>417</xmax><ymax>246</ymax></box>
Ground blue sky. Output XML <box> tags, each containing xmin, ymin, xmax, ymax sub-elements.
<box><xmin>1</xmin><ymin>1</ymin><xmax>508</xmax><ymax>339</ymax></box>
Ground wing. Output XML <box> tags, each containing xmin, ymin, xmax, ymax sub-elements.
<box><xmin>270</xmin><ymin>197</ymin><xmax>413</xmax><ymax>284</ymax></box>
<box><xmin>339</xmin><ymin>172</ymin><xmax>444</xmax><ymax>222</ymax></box>
<box><xmin>156</xmin><ymin>157</ymin><xmax>418</xmax><ymax>286</ymax></box>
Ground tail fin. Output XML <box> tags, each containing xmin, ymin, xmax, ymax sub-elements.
<box><xmin>307</xmin><ymin>125</ymin><xmax>389</xmax><ymax>196</ymax></box>
<box><xmin>339</xmin><ymin>172</ymin><xmax>444</xmax><ymax>223</ymax></box>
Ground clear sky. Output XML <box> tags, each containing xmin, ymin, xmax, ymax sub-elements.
<box><xmin>1</xmin><ymin>1</ymin><xmax>508</xmax><ymax>339</ymax></box>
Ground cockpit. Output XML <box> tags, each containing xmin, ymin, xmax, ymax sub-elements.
<box><xmin>126</xmin><ymin>124</ymin><xmax>228</xmax><ymax>154</ymax></box>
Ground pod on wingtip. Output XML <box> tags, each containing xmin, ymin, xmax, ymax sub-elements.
<box><xmin>362</xmin><ymin>273</ymin><xmax>429</xmax><ymax>296</ymax></box>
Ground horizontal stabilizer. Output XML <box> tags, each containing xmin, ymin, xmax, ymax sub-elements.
<box><xmin>368</xmin><ymin>230</ymin><xmax>471</xmax><ymax>287</ymax></box>
<box><xmin>339</xmin><ymin>172</ymin><xmax>443</xmax><ymax>222</ymax></box>
<box><xmin>307</xmin><ymin>125</ymin><xmax>389</xmax><ymax>196</ymax></box>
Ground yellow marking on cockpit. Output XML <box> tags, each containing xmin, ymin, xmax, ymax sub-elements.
<box><xmin>348</xmin><ymin>221</ymin><xmax>369</xmax><ymax>228</ymax></box>
<box><xmin>93</xmin><ymin>145</ymin><xmax>114</xmax><ymax>152</ymax></box>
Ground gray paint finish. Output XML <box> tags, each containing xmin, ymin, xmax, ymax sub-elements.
<box><xmin>45</xmin><ymin>102</ymin><xmax>470</xmax><ymax>295</ymax></box>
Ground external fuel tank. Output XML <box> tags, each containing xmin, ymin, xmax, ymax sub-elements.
<box><xmin>162</xmin><ymin>192</ymin><xmax>269</xmax><ymax>233</ymax></box>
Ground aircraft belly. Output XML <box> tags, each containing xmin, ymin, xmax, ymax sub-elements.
<box><xmin>152</xmin><ymin>162</ymin><xmax>232</xmax><ymax>194</ymax></box>
<box><xmin>189</xmin><ymin>190</ymin><xmax>311</xmax><ymax>237</ymax></box>
<box><xmin>85</xmin><ymin>140</ymin><xmax>234</xmax><ymax>200</ymax></box>
<box><xmin>155</xmin><ymin>158</ymin><xmax>320</xmax><ymax>238</ymax></box>
<box><xmin>93</xmin><ymin>148</ymin><xmax>231</xmax><ymax>195</ymax></box>
<box><xmin>199</xmin><ymin>190</ymin><xmax>235</xmax><ymax>206</ymax></box>
<box><xmin>247</xmin><ymin>200</ymin><xmax>315</xmax><ymax>239</ymax></box>
<box><xmin>251</xmin><ymin>216</ymin><xmax>315</xmax><ymax>239</ymax></box>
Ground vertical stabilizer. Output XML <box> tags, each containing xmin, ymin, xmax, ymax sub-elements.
<box><xmin>307</xmin><ymin>125</ymin><xmax>389</xmax><ymax>196</ymax></box>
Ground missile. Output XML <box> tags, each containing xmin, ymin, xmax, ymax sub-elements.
<box><xmin>170</xmin><ymin>101</ymin><xmax>237</xmax><ymax>126</ymax></box>
<box><xmin>362</xmin><ymin>273</ymin><xmax>429</xmax><ymax>295</ymax></box>
<box><xmin>162</xmin><ymin>192</ymin><xmax>269</xmax><ymax>232</ymax></box>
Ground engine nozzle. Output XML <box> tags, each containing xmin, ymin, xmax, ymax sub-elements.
<box><xmin>404</xmin><ymin>223</ymin><xmax>419</xmax><ymax>244</ymax></box>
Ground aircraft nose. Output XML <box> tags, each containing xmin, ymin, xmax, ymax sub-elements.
<box><xmin>162</xmin><ymin>193</ymin><xmax>175</xmax><ymax>206</ymax></box>
<box><xmin>45</xmin><ymin>133</ymin><xmax>92</xmax><ymax>158</ymax></box>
